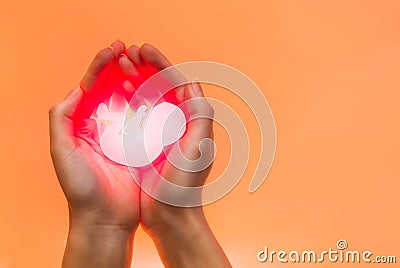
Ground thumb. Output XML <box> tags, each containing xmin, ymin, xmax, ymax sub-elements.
<box><xmin>49</xmin><ymin>86</ymin><xmax>83</xmax><ymax>157</ymax></box>
<box><xmin>180</xmin><ymin>82</ymin><xmax>214</xmax><ymax>159</ymax></box>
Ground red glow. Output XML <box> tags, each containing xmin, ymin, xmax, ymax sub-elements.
<box><xmin>73</xmin><ymin>56</ymin><xmax>180</xmax><ymax>127</ymax></box>
<box><xmin>71</xmin><ymin>53</ymin><xmax>185</xmax><ymax>168</ymax></box>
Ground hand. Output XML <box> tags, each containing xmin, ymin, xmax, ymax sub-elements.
<box><xmin>119</xmin><ymin>43</ymin><xmax>231</xmax><ymax>267</ymax></box>
<box><xmin>50</xmin><ymin>41</ymin><xmax>231</xmax><ymax>268</ymax></box>
<box><xmin>49</xmin><ymin>41</ymin><xmax>140</xmax><ymax>268</ymax></box>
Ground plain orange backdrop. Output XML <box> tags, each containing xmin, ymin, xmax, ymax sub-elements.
<box><xmin>0</xmin><ymin>0</ymin><xmax>399</xmax><ymax>267</ymax></box>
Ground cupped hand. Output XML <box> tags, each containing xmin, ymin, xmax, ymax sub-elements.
<box><xmin>50</xmin><ymin>41</ymin><xmax>230</xmax><ymax>268</ymax></box>
<box><xmin>116</xmin><ymin>43</ymin><xmax>214</xmax><ymax>233</ymax></box>
<box><xmin>121</xmin><ymin>44</ymin><xmax>230</xmax><ymax>268</ymax></box>
<box><xmin>49</xmin><ymin>41</ymin><xmax>140</xmax><ymax>232</ymax></box>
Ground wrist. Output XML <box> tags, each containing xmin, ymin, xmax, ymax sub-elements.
<box><xmin>62</xmin><ymin>215</ymin><xmax>136</xmax><ymax>268</ymax></box>
<box><xmin>69</xmin><ymin>218</ymin><xmax>134</xmax><ymax>244</ymax></box>
<box><xmin>146</xmin><ymin>206</ymin><xmax>231</xmax><ymax>268</ymax></box>
<box><xmin>145</xmin><ymin>205</ymin><xmax>206</xmax><ymax>239</ymax></box>
<box><xmin>69</xmin><ymin>207</ymin><xmax>139</xmax><ymax>233</ymax></box>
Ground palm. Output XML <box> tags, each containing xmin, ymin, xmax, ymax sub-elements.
<box><xmin>139</xmin><ymin>131</ymin><xmax>212</xmax><ymax>231</ymax></box>
<box><xmin>51</xmin><ymin>42</ymin><xmax>142</xmax><ymax>229</ymax></box>
<box><xmin>64</xmin><ymin>132</ymin><xmax>140</xmax><ymax>228</ymax></box>
<box><xmin>124</xmin><ymin>45</ymin><xmax>215</xmax><ymax>231</ymax></box>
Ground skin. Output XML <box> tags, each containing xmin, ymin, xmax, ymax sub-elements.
<box><xmin>49</xmin><ymin>40</ymin><xmax>231</xmax><ymax>268</ymax></box>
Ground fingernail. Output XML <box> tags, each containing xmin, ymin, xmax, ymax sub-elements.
<box><xmin>119</xmin><ymin>55</ymin><xmax>139</xmax><ymax>76</ymax></box>
<box><xmin>111</xmin><ymin>39</ymin><xmax>124</xmax><ymax>46</ymax></box>
<box><xmin>110</xmin><ymin>40</ymin><xmax>126</xmax><ymax>56</ymax></box>
<box><xmin>123</xmin><ymin>80</ymin><xmax>135</xmax><ymax>93</ymax></box>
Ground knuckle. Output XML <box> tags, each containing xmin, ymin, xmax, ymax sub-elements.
<box><xmin>48</xmin><ymin>105</ymin><xmax>57</xmax><ymax>115</ymax></box>
<box><xmin>48</xmin><ymin>104</ymin><xmax>61</xmax><ymax>118</ymax></box>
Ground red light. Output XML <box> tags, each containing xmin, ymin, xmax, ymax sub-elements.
<box><xmin>72</xmin><ymin>55</ymin><xmax>186</xmax><ymax>167</ymax></box>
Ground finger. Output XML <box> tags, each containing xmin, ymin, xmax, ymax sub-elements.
<box><xmin>79</xmin><ymin>40</ymin><xmax>126</xmax><ymax>91</ymax></box>
<box><xmin>110</xmin><ymin>40</ymin><xmax>126</xmax><ymax>56</ymax></box>
<box><xmin>124</xmin><ymin>45</ymin><xmax>147</xmax><ymax>93</ymax></box>
<box><xmin>49</xmin><ymin>86</ymin><xmax>83</xmax><ymax>156</ymax></box>
<box><xmin>126</xmin><ymin>45</ymin><xmax>141</xmax><ymax>65</ymax></box>
<box><xmin>139</xmin><ymin>43</ymin><xmax>172</xmax><ymax>69</ymax></box>
<box><xmin>139</xmin><ymin>43</ymin><xmax>185</xmax><ymax>101</ymax></box>
<box><xmin>79</xmin><ymin>47</ymin><xmax>114</xmax><ymax>91</ymax></box>
<box><xmin>183</xmin><ymin>82</ymin><xmax>214</xmax><ymax>143</ymax></box>
<box><xmin>119</xmin><ymin>54</ymin><xmax>138</xmax><ymax>76</ymax></box>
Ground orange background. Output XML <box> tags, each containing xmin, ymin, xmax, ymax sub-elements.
<box><xmin>0</xmin><ymin>0</ymin><xmax>399</xmax><ymax>267</ymax></box>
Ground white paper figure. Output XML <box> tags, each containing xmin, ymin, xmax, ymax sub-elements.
<box><xmin>95</xmin><ymin>98</ymin><xmax>186</xmax><ymax>167</ymax></box>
